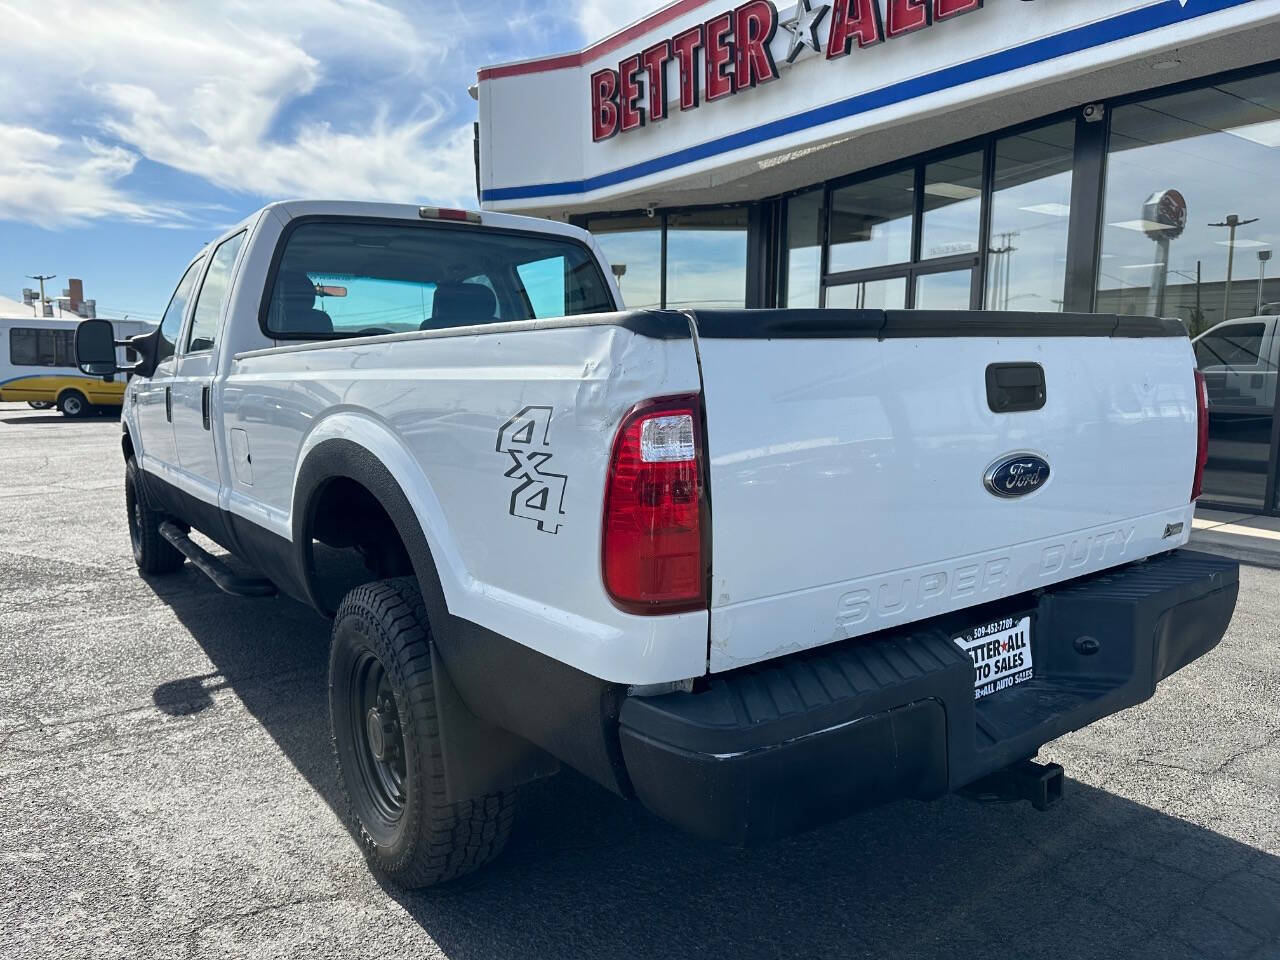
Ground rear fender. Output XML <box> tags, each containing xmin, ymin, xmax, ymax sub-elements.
<box><xmin>290</xmin><ymin>414</ymin><xmax>562</xmax><ymax>800</ymax></box>
<box><xmin>290</xmin><ymin>411</ymin><xmax>468</xmax><ymax>617</ymax></box>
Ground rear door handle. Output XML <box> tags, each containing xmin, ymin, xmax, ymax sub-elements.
<box><xmin>164</xmin><ymin>386</ymin><xmax>172</xmax><ymax>422</ymax></box>
<box><xmin>201</xmin><ymin>385</ymin><xmax>211</xmax><ymax>431</ymax></box>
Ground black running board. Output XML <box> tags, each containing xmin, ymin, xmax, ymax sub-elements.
<box><xmin>159</xmin><ymin>521</ymin><xmax>278</xmax><ymax>598</ymax></box>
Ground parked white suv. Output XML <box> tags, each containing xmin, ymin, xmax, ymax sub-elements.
<box><xmin>76</xmin><ymin>200</ymin><xmax>1239</xmax><ymax>888</ymax></box>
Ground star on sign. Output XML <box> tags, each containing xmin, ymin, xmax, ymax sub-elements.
<box><xmin>779</xmin><ymin>0</ymin><xmax>829</xmax><ymax>64</ymax></box>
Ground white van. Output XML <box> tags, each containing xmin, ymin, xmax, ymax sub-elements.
<box><xmin>0</xmin><ymin>316</ymin><xmax>152</xmax><ymax>416</ymax></box>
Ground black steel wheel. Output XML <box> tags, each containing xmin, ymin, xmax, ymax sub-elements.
<box><xmin>347</xmin><ymin>650</ymin><xmax>408</xmax><ymax>827</ymax></box>
<box><xmin>125</xmin><ymin>458</ymin><xmax>185</xmax><ymax>575</ymax></box>
<box><xmin>329</xmin><ymin>577</ymin><xmax>517</xmax><ymax>888</ymax></box>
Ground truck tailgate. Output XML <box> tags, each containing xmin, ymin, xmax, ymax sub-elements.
<box><xmin>693</xmin><ymin>310</ymin><xmax>1198</xmax><ymax>673</ymax></box>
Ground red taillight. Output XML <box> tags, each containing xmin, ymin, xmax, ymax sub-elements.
<box><xmin>1192</xmin><ymin>369</ymin><xmax>1209</xmax><ymax>501</ymax></box>
<box><xmin>602</xmin><ymin>395</ymin><xmax>707</xmax><ymax>614</ymax></box>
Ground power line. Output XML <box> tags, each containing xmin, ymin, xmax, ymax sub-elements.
<box><xmin>95</xmin><ymin>305</ymin><xmax>162</xmax><ymax>320</ymax></box>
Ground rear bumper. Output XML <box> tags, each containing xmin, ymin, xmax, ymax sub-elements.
<box><xmin>619</xmin><ymin>549</ymin><xmax>1239</xmax><ymax>844</ymax></box>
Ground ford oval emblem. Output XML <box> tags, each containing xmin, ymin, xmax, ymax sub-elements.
<box><xmin>984</xmin><ymin>453</ymin><xmax>1051</xmax><ymax>499</ymax></box>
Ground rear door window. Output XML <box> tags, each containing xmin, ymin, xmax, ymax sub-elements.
<box><xmin>262</xmin><ymin>221</ymin><xmax>615</xmax><ymax>339</ymax></box>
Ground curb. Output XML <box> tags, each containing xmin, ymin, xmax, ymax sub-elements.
<box><xmin>1188</xmin><ymin>534</ymin><xmax>1280</xmax><ymax>571</ymax></box>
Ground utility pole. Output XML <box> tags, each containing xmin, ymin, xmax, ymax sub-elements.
<box><xmin>1208</xmin><ymin>215</ymin><xmax>1259</xmax><ymax>322</ymax></box>
<box><xmin>1258</xmin><ymin>249</ymin><xmax>1273</xmax><ymax>315</ymax></box>
<box><xmin>988</xmin><ymin>232</ymin><xmax>1018</xmax><ymax>310</ymax></box>
<box><xmin>1196</xmin><ymin>259</ymin><xmax>1202</xmax><ymax>332</ymax></box>
<box><xmin>26</xmin><ymin>274</ymin><xmax>56</xmax><ymax>317</ymax></box>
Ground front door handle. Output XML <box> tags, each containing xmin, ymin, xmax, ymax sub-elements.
<box><xmin>164</xmin><ymin>386</ymin><xmax>172</xmax><ymax>422</ymax></box>
<box><xmin>201</xmin><ymin>385</ymin><xmax>211</xmax><ymax>431</ymax></box>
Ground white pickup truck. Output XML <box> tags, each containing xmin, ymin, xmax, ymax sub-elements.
<box><xmin>76</xmin><ymin>200</ymin><xmax>1239</xmax><ymax>888</ymax></box>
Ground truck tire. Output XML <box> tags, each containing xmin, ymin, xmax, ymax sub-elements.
<box><xmin>125</xmin><ymin>458</ymin><xmax>185</xmax><ymax>575</ymax></box>
<box><xmin>329</xmin><ymin>577</ymin><xmax>517</xmax><ymax>888</ymax></box>
<box><xmin>58</xmin><ymin>390</ymin><xmax>88</xmax><ymax>418</ymax></box>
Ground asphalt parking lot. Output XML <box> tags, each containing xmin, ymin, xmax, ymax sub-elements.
<box><xmin>0</xmin><ymin>401</ymin><xmax>1277</xmax><ymax>960</ymax></box>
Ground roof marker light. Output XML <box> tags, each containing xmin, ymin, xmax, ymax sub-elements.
<box><xmin>418</xmin><ymin>207</ymin><xmax>482</xmax><ymax>224</ymax></box>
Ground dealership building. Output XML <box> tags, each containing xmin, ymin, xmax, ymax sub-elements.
<box><xmin>477</xmin><ymin>0</ymin><xmax>1280</xmax><ymax>513</ymax></box>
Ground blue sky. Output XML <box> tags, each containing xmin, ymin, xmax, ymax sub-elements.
<box><xmin>0</xmin><ymin>0</ymin><xmax>646</xmax><ymax>320</ymax></box>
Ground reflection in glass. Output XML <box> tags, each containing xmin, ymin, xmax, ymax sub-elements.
<box><xmin>986</xmin><ymin>121</ymin><xmax>1075</xmax><ymax>312</ymax></box>
<box><xmin>825</xmin><ymin>277</ymin><xmax>907</xmax><ymax>309</ymax></box>
<box><xmin>829</xmin><ymin>169</ymin><xmax>915</xmax><ymax>273</ymax></box>
<box><xmin>1194</xmin><ymin>317</ymin><xmax>1278</xmax><ymax>509</ymax></box>
<box><xmin>784</xmin><ymin>190</ymin><xmax>823</xmax><ymax>307</ymax></box>
<box><xmin>588</xmin><ymin>216</ymin><xmax>662</xmax><ymax>309</ymax></box>
<box><xmin>921</xmin><ymin>152</ymin><xmax>982</xmax><ymax>260</ymax></box>
<box><xmin>1098</xmin><ymin>75</ymin><xmax>1279</xmax><ymax>332</ymax></box>
<box><xmin>915</xmin><ymin>269</ymin><xmax>973</xmax><ymax>310</ymax></box>
<box><xmin>666</xmin><ymin>208</ymin><xmax>748</xmax><ymax>309</ymax></box>
<box><xmin>1099</xmin><ymin>72</ymin><xmax>1280</xmax><ymax>510</ymax></box>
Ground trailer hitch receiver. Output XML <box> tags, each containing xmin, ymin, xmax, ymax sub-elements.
<box><xmin>961</xmin><ymin>759</ymin><xmax>1065</xmax><ymax>811</ymax></box>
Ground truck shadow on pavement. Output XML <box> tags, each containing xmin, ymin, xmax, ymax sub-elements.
<box><xmin>147</xmin><ymin>567</ymin><xmax>1280</xmax><ymax>960</ymax></box>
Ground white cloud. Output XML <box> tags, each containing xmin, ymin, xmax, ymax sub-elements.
<box><xmin>0</xmin><ymin>0</ymin><xmax>481</xmax><ymax>226</ymax></box>
<box><xmin>576</xmin><ymin>0</ymin><xmax>665</xmax><ymax>45</ymax></box>
<box><xmin>0</xmin><ymin>124</ymin><xmax>184</xmax><ymax>227</ymax></box>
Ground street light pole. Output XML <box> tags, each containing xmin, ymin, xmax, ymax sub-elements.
<box><xmin>1208</xmin><ymin>215</ymin><xmax>1259</xmax><ymax>322</ymax></box>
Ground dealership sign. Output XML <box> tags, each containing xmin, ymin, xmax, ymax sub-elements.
<box><xmin>591</xmin><ymin>0</ymin><xmax>985</xmax><ymax>141</ymax></box>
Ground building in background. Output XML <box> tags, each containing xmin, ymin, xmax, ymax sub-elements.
<box><xmin>19</xmin><ymin>277</ymin><xmax>98</xmax><ymax>318</ymax></box>
<box><xmin>477</xmin><ymin>0</ymin><xmax>1280</xmax><ymax>514</ymax></box>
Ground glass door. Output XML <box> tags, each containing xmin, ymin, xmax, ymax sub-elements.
<box><xmin>1099</xmin><ymin>73</ymin><xmax>1280</xmax><ymax>512</ymax></box>
<box><xmin>823</xmin><ymin>260</ymin><xmax>978</xmax><ymax>310</ymax></box>
<box><xmin>825</xmin><ymin>275</ymin><xmax>908</xmax><ymax>309</ymax></box>
<box><xmin>914</xmin><ymin>264</ymin><xmax>978</xmax><ymax>310</ymax></box>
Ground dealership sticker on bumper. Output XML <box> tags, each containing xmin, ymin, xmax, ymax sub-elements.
<box><xmin>953</xmin><ymin>615</ymin><xmax>1034</xmax><ymax>701</ymax></box>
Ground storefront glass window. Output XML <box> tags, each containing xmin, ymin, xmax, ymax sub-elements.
<box><xmin>825</xmin><ymin>277</ymin><xmax>907</xmax><ymax>309</ymax></box>
<box><xmin>921</xmin><ymin>151</ymin><xmax>983</xmax><ymax>260</ymax></box>
<box><xmin>666</xmin><ymin>208</ymin><xmax>749</xmax><ymax>309</ymax></box>
<box><xmin>986</xmin><ymin>121</ymin><xmax>1075</xmax><ymax>311</ymax></box>
<box><xmin>783</xmin><ymin>190</ymin><xmax>823</xmax><ymax>307</ymax></box>
<box><xmin>915</xmin><ymin>269</ymin><xmax>973</xmax><ymax>310</ymax></box>
<box><xmin>587</xmin><ymin>215</ymin><xmax>662</xmax><ymax>309</ymax></box>
<box><xmin>1100</xmin><ymin>72</ymin><xmax>1280</xmax><ymax>510</ymax></box>
<box><xmin>828</xmin><ymin>169</ymin><xmax>915</xmax><ymax>274</ymax></box>
<box><xmin>1098</xmin><ymin>75</ymin><xmax>1280</xmax><ymax>329</ymax></box>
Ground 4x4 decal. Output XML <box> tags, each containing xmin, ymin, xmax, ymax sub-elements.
<box><xmin>496</xmin><ymin>406</ymin><xmax>567</xmax><ymax>534</ymax></box>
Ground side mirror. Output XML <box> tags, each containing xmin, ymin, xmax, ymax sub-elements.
<box><xmin>75</xmin><ymin>319</ymin><xmax>119</xmax><ymax>377</ymax></box>
<box><xmin>130</xmin><ymin>328</ymin><xmax>163</xmax><ymax>379</ymax></box>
